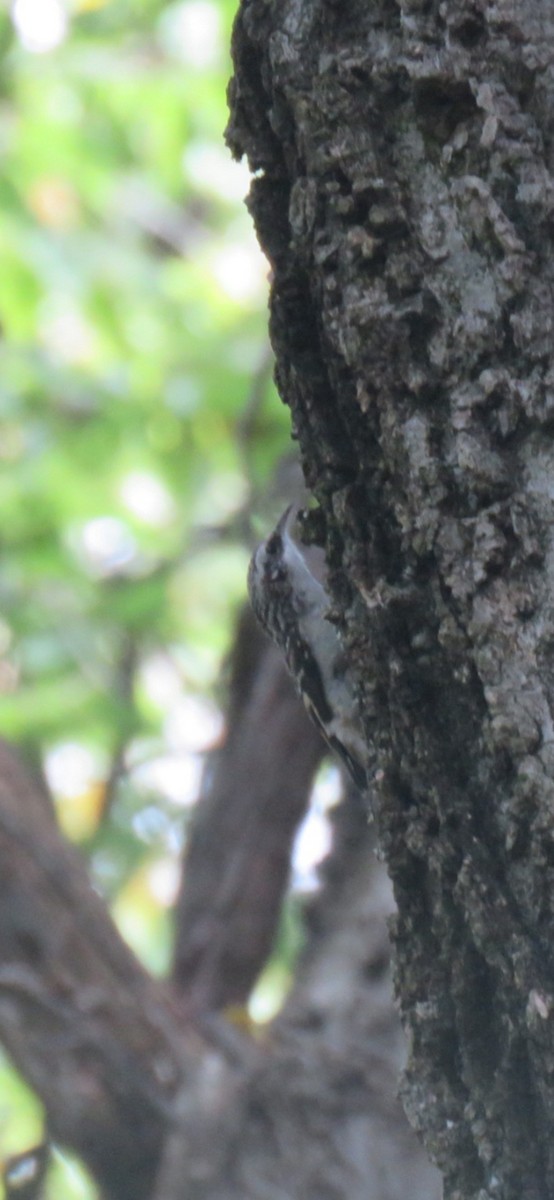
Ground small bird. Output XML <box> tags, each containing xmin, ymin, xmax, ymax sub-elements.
<box><xmin>248</xmin><ymin>507</ymin><xmax>367</xmax><ymax>791</ymax></box>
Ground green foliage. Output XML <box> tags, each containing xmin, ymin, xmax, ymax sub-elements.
<box><xmin>0</xmin><ymin>0</ymin><xmax>289</xmax><ymax>799</ymax></box>
<box><xmin>0</xmin><ymin>0</ymin><xmax>299</xmax><ymax>1179</ymax></box>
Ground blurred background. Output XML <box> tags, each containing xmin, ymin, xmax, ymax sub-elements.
<box><xmin>0</xmin><ymin>2</ymin><xmax>340</xmax><ymax>1193</ymax></box>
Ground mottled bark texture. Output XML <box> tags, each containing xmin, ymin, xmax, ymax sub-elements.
<box><xmin>169</xmin><ymin>608</ymin><xmax>440</xmax><ymax>1200</ymax></box>
<box><xmin>0</xmin><ymin>669</ymin><xmax>438</xmax><ymax>1199</ymax></box>
<box><xmin>158</xmin><ymin>816</ymin><xmax>441</xmax><ymax>1200</ymax></box>
<box><xmin>227</xmin><ymin>1</ymin><xmax>554</xmax><ymax>1197</ymax></box>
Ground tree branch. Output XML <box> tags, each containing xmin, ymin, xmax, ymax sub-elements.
<box><xmin>172</xmin><ymin>607</ymin><xmax>324</xmax><ymax>1013</ymax></box>
<box><xmin>0</xmin><ymin>741</ymin><xmax>183</xmax><ymax>1200</ymax></box>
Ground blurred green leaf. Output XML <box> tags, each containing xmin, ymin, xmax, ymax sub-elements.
<box><xmin>0</xmin><ymin>1</ymin><xmax>298</xmax><ymax>1184</ymax></box>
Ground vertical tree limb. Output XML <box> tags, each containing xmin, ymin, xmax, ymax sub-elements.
<box><xmin>172</xmin><ymin>608</ymin><xmax>324</xmax><ymax>1012</ymax></box>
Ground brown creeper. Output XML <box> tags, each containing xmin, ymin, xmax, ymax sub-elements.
<box><xmin>247</xmin><ymin>507</ymin><xmax>367</xmax><ymax>791</ymax></box>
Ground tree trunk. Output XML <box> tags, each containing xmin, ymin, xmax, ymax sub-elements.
<box><xmin>4</xmin><ymin>3</ymin><xmax>554</xmax><ymax>1198</ymax></box>
<box><xmin>0</xmin><ymin>663</ymin><xmax>438</xmax><ymax>1199</ymax></box>
<box><xmin>227</xmin><ymin>1</ymin><xmax>554</xmax><ymax>1197</ymax></box>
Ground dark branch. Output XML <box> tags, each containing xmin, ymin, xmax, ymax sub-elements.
<box><xmin>172</xmin><ymin>607</ymin><xmax>324</xmax><ymax>1012</ymax></box>
<box><xmin>0</xmin><ymin>741</ymin><xmax>182</xmax><ymax>1200</ymax></box>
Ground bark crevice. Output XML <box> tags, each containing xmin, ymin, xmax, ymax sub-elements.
<box><xmin>227</xmin><ymin>1</ymin><xmax>554</xmax><ymax>1195</ymax></box>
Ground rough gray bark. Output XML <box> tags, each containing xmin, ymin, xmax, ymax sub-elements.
<box><xmin>0</xmin><ymin>667</ymin><xmax>436</xmax><ymax>1200</ymax></box>
<box><xmin>156</xmin><ymin>812</ymin><xmax>441</xmax><ymax>1200</ymax></box>
<box><xmin>0</xmin><ymin>683</ymin><xmax>437</xmax><ymax>1199</ymax></box>
<box><xmin>227</xmin><ymin>1</ymin><xmax>554</xmax><ymax>1197</ymax></box>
